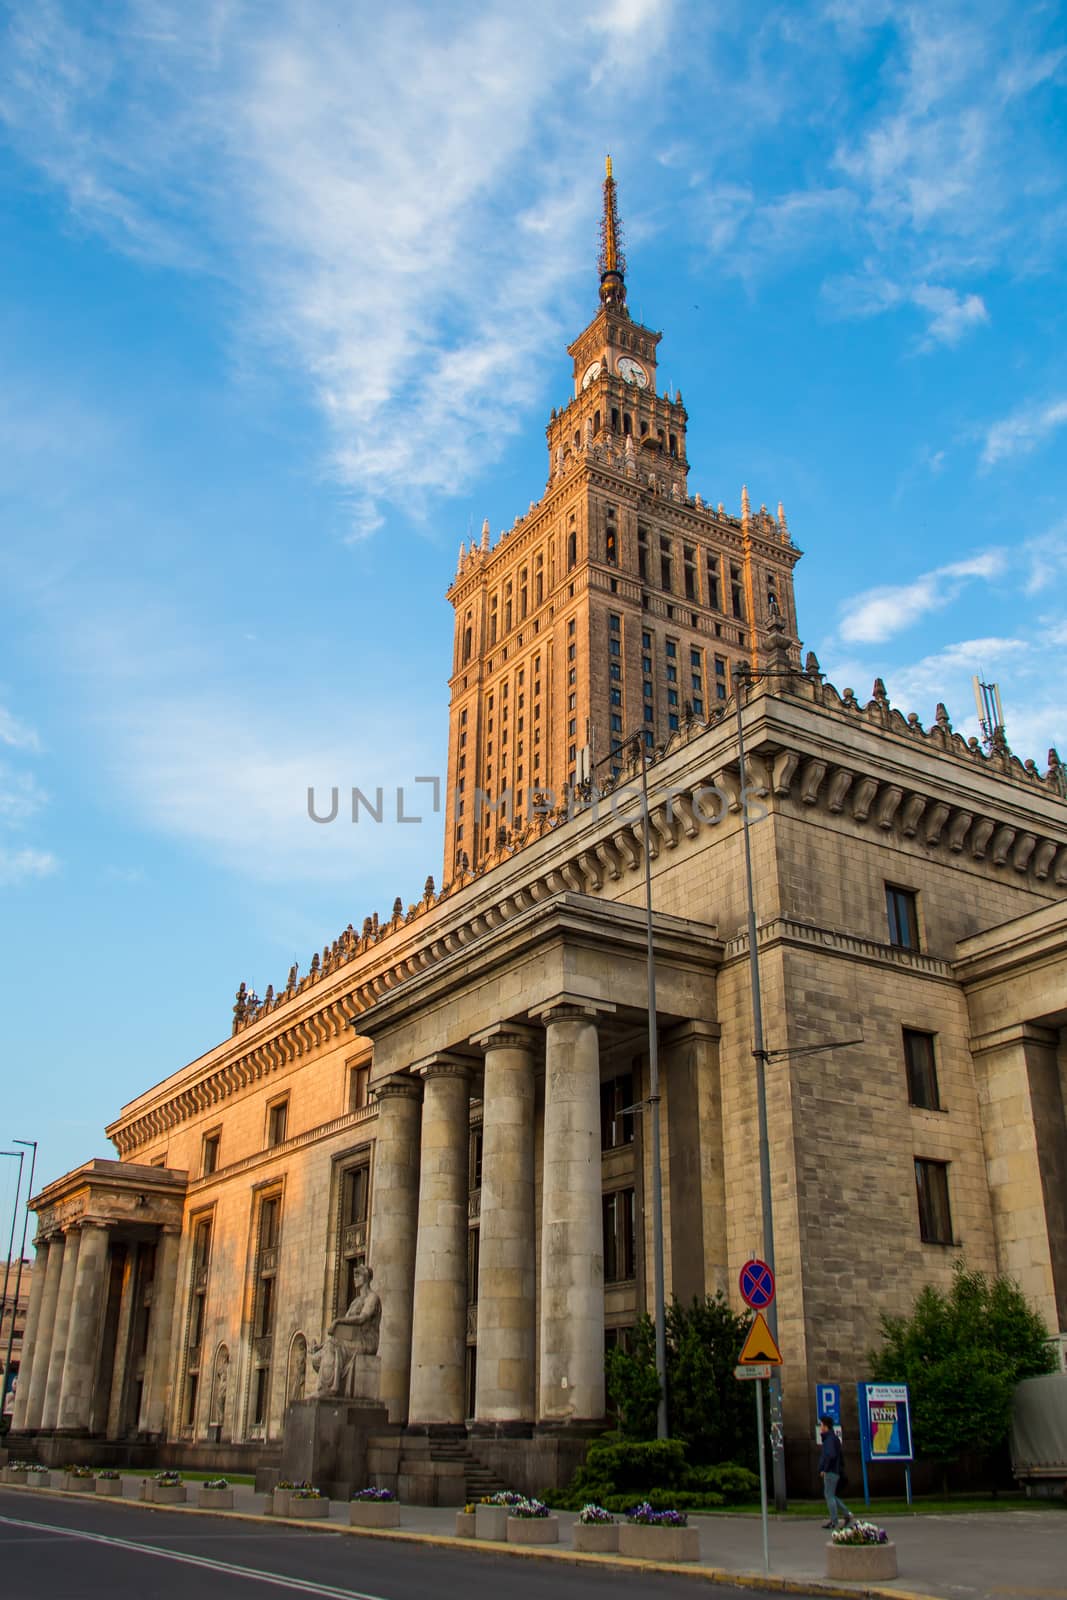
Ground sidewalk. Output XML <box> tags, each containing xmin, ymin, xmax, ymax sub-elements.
<box><xmin>3</xmin><ymin>1474</ymin><xmax>1065</xmax><ymax>1600</ymax></box>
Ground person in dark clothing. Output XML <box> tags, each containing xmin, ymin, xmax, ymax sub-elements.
<box><xmin>818</xmin><ymin>1415</ymin><xmax>853</xmax><ymax>1529</ymax></box>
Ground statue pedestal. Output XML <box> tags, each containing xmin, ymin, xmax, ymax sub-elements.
<box><xmin>280</xmin><ymin>1397</ymin><xmax>393</xmax><ymax>1502</ymax></box>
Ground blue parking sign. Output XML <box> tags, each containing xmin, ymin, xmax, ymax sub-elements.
<box><xmin>816</xmin><ymin>1383</ymin><xmax>841</xmax><ymax>1424</ymax></box>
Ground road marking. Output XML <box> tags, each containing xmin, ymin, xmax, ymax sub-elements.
<box><xmin>0</xmin><ymin>1514</ymin><xmax>396</xmax><ymax>1599</ymax></box>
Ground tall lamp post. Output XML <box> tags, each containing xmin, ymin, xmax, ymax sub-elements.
<box><xmin>2</xmin><ymin>1140</ymin><xmax>37</xmax><ymax>1412</ymax></box>
<box><xmin>733</xmin><ymin>659</ymin><xmax>797</xmax><ymax>1513</ymax></box>
<box><xmin>0</xmin><ymin>1148</ymin><xmax>25</xmax><ymax>1417</ymax></box>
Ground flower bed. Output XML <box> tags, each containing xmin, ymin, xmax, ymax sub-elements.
<box><xmin>95</xmin><ymin>1471</ymin><xmax>123</xmax><ymax>1498</ymax></box>
<box><xmin>825</xmin><ymin>1521</ymin><xmax>897</xmax><ymax>1580</ymax></box>
<box><xmin>475</xmin><ymin>1492</ymin><xmax>522</xmax><ymax>1542</ymax></box>
<box><xmin>573</xmin><ymin>1505</ymin><xmax>618</xmax><ymax>1554</ymax></box>
<box><xmin>618</xmin><ymin>1503</ymin><xmax>700</xmax><ymax>1563</ymax></box>
<box><xmin>2</xmin><ymin>1463</ymin><xmax>29</xmax><ymax>1485</ymax></box>
<box><xmin>61</xmin><ymin>1465</ymin><xmax>96</xmax><ymax>1492</ymax></box>
<box><xmin>25</xmin><ymin>1465</ymin><xmax>51</xmax><ymax>1488</ymax></box>
<box><xmin>455</xmin><ymin>1504</ymin><xmax>476</xmax><ymax>1537</ymax></box>
<box><xmin>349</xmin><ymin>1488</ymin><xmax>399</xmax><ymax>1529</ymax></box>
<box><xmin>506</xmin><ymin>1498</ymin><xmax>558</xmax><ymax>1545</ymax></box>
<box><xmin>271</xmin><ymin>1479</ymin><xmax>310</xmax><ymax>1516</ymax></box>
<box><xmin>143</xmin><ymin>1471</ymin><xmax>186</xmax><ymax>1505</ymax></box>
<box><xmin>288</xmin><ymin>1488</ymin><xmax>329</xmax><ymax>1519</ymax></box>
<box><xmin>198</xmin><ymin>1479</ymin><xmax>234</xmax><ymax>1511</ymax></box>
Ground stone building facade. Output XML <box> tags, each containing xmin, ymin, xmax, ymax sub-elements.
<box><xmin>11</xmin><ymin>171</ymin><xmax>1067</xmax><ymax>1497</ymax></box>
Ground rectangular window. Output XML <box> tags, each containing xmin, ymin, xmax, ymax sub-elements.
<box><xmin>610</xmin><ymin>638</ymin><xmax>621</xmax><ymax>656</ymax></box>
<box><xmin>266</xmin><ymin>1098</ymin><xmax>289</xmax><ymax>1148</ymax></box>
<box><xmin>601</xmin><ymin>1072</ymin><xmax>635</xmax><ymax>1149</ymax></box>
<box><xmin>609</xmin><ymin>612</ymin><xmax>620</xmax><ymax>632</ymax></box>
<box><xmin>610</xmin><ymin>688</ymin><xmax>622</xmax><ymax>706</ymax></box>
<box><xmin>603</xmin><ymin>1188</ymin><xmax>637</xmax><ymax>1283</ymax></box>
<box><xmin>659</xmin><ymin>536</ymin><xmax>673</xmax><ymax>591</ymax></box>
<box><xmin>610</xmin><ymin>662</ymin><xmax>621</xmax><ymax>680</ymax></box>
<box><xmin>706</xmin><ymin>555</ymin><xmax>721</xmax><ymax>611</ymax></box>
<box><xmin>350</xmin><ymin>1062</ymin><xmax>371</xmax><ymax>1113</ymax></box>
<box><xmin>886</xmin><ymin>885</ymin><xmax>920</xmax><ymax>950</ymax></box>
<box><xmin>253</xmin><ymin>1365</ymin><xmax>270</xmax><ymax>1425</ymax></box>
<box><xmin>730</xmin><ymin>564</ymin><xmax>745</xmax><ymax>619</ymax></box>
<box><xmin>915</xmin><ymin>1159</ymin><xmax>953</xmax><ymax>1244</ymax></box>
<box><xmin>642</xmin><ymin>631</ymin><xmax>651</xmax><ymax>649</ymax></box>
<box><xmin>665</xmin><ymin>664</ymin><xmax>677</xmax><ymax>683</ymax></box>
<box><xmin>467</xmin><ymin>1226</ymin><xmax>480</xmax><ymax>1304</ymax></box>
<box><xmin>693</xmin><ymin>697</ymin><xmax>704</xmax><ymax>715</ymax></box>
<box><xmin>903</xmin><ymin>1030</ymin><xmax>941</xmax><ymax>1110</ymax></box>
<box><xmin>201</xmin><ymin>1131</ymin><xmax>220</xmax><ymax>1177</ymax></box>
<box><xmin>610</xmin><ymin>713</ymin><xmax>622</xmax><ymax>732</ymax></box>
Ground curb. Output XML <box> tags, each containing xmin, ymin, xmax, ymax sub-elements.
<box><xmin>0</xmin><ymin>1481</ymin><xmax>939</xmax><ymax>1600</ymax></box>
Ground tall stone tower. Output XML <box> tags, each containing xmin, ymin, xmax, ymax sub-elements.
<box><xmin>443</xmin><ymin>160</ymin><xmax>802</xmax><ymax>876</ymax></box>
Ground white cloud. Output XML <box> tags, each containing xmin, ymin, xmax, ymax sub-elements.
<box><xmin>0</xmin><ymin>706</ymin><xmax>41</xmax><ymax>751</ymax></box>
<box><xmin>981</xmin><ymin>398</ymin><xmax>1067</xmax><ymax>468</ymax></box>
<box><xmin>911</xmin><ymin>282</ymin><xmax>988</xmax><ymax>346</ymax></box>
<box><xmin>0</xmin><ymin>847</ymin><xmax>58</xmax><ymax>887</ymax></box>
<box><xmin>838</xmin><ymin>551</ymin><xmax>1006</xmax><ymax>643</ymax></box>
<box><xmin>1022</xmin><ymin>526</ymin><xmax>1067</xmax><ymax>596</ymax></box>
<box><xmin>0</xmin><ymin>765</ymin><xmax>48</xmax><ymax>825</ymax></box>
<box><xmin>0</xmin><ymin>1</ymin><xmax>677</xmax><ymax>537</ymax></box>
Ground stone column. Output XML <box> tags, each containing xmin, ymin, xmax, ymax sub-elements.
<box><xmin>105</xmin><ymin>1243</ymin><xmax>141</xmax><ymax>1440</ymax></box>
<box><xmin>408</xmin><ymin>1057</ymin><xmax>472</xmax><ymax>1425</ymax></box>
<box><xmin>56</xmin><ymin>1220</ymin><xmax>112</xmax><ymax>1431</ymax></box>
<box><xmin>471</xmin><ymin>1025</ymin><xmax>537</xmax><ymax>1427</ymax></box>
<box><xmin>40</xmin><ymin>1226</ymin><xmax>82</xmax><ymax>1430</ymax></box>
<box><xmin>369</xmin><ymin>1075</ymin><xmax>423</xmax><ymax>1424</ymax></box>
<box><xmin>665</xmin><ymin>1020</ymin><xmax>726</xmax><ymax>1302</ymax></box>
<box><xmin>10</xmin><ymin>1235</ymin><xmax>53</xmax><ymax>1432</ymax></box>
<box><xmin>534</xmin><ymin>999</ymin><xmax>612</xmax><ymax>1425</ymax></box>
<box><xmin>138</xmin><ymin>1226</ymin><xmax>181</xmax><ymax>1436</ymax></box>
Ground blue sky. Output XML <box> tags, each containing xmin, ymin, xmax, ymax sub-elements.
<box><xmin>1</xmin><ymin>0</ymin><xmax>1065</xmax><ymax>1194</ymax></box>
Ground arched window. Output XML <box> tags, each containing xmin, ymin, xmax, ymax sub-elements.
<box><xmin>669</xmin><ymin>433</ymin><xmax>678</xmax><ymax>457</ymax></box>
<box><xmin>593</xmin><ymin>410</ymin><xmax>601</xmax><ymax>433</ymax></box>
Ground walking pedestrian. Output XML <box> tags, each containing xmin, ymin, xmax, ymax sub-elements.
<box><xmin>818</xmin><ymin>1415</ymin><xmax>853</xmax><ymax>1529</ymax></box>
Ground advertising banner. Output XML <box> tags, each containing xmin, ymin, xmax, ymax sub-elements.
<box><xmin>857</xmin><ymin>1382</ymin><xmax>913</xmax><ymax>1462</ymax></box>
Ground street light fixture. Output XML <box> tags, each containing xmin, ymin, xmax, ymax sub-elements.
<box><xmin>0</xmin><ymin>1148</ymin><xmax>25</xmax><ymax>1416</ymax></box>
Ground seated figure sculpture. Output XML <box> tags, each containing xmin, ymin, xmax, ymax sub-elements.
<box><xmin>310</xmin><ymin>1264</ymin><xmax>382</xmax><ymax>1399</ymax></box>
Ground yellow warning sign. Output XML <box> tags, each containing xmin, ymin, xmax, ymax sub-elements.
<box><xmin>737</xmin><ymin>1310</ymin><xmax>783</xmax><ymax>1366</ymax></box>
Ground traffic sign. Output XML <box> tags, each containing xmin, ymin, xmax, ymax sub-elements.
<box><xmin>737</xmin><ymin>1310</ymin><xmax>783</xmax><ymax>1365</ymax></box>
<box><xmin>735</xmin><ymin>1363</ymin><xmax>773</xmax><ymax>1380</ymax></box>
<box><xmin>816</xmin><ymin>1383</ymin><xmax>841</xmax><ymax>1423</ymax></box>
<box><xmin>739</xmin><ymin>1258</ymin><xmax>775</xmax><ymax>1310</ymax></box>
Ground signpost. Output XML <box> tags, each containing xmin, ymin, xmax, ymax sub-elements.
<box><xmin>857</xmin><ymin>1382</ymin><xmax>913</xmax><ymax>1506</ymax></box>
<box><xmin>736</xmin><ymin>1262</ymin><xmax>782</xmax><ymax>1575</ymax></box>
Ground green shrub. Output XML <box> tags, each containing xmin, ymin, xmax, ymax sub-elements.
<box><xmin>683</xmin><ymin>1462</ymin><xmax>759</xmax><ymax>1502</ymax></box>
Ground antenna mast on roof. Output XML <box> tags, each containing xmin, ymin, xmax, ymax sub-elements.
<box><xmin>973</xmin><ymin>675</ymin><xmax>1005</xmax><ymax>749</ymax></box>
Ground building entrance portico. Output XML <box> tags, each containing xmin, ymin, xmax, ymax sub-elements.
<box><xmin>356</xmin><ymin>892</ymin><xmax>723</xmax><ymax>1436</ymax></box>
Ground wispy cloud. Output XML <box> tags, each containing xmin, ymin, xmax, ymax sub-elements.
<box><xmin>0</xmin><ymin>1</ymin><xmax>677</xmax><ymax>538</ymax></box>
<box><xmin>838</xmin><ymin>552</ymin><xmax>1005</xmax><ymax>643</ymax></box>
<box><xmin>0</xmin><ymin>846</ymin><xmax>58</xmax><ymax>887</ymax></box>
<box><xmin>823</xmin><ymin>271</ymin><xmax>988</xmax><ymax>347</ymax></box>
<box><xmin>0</xmin><ymin>706</ymin><xmax>41</xmax><ymax>752</ymax></box>
<box><xmin>981</xmin><ymin>397</ymin><xmax>1067</xmax><ymax>468</ymax></box>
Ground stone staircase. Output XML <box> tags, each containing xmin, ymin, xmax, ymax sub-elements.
<box><xmin>378</xmin><ymin>1432</ymin><xmax>511</xmax><ymax>1506</ymax></box>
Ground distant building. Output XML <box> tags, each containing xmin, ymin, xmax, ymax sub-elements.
<box><xmin>2</xmin><ymin>1259</ymin><xmax>33</xmax><ymax>1419</ymax></box>
<box><xmin>12</xmin><ymin>168</ymin><xmax>1067</xmax><ymax>1497</ymax></box>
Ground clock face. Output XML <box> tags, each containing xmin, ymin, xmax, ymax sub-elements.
<box><xmin>617</xmin><ymin>356</ymin><xmax>648</xmax><ymax>388</ymax></box>
<box><xmin>581</xmin><ymin>361</ymin><xmax>602</xmax><ymax>390</ymax></box>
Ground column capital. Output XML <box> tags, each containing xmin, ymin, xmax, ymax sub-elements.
<box><xmin>970</xmin><ymin>1021</ymin><xmax>1060</xmax><ymax>1055</ymax></box>
<box><xmin>373</xmin><ymin>1073</ymin><xmax>424</xmax><ymax>1103</ymax></box>
<box><xmin>470</xmin><ymin>1023</ymin><xmax>539</xmax><ymax>1052</ymax></box>
<box><xmin>411</xmin><ymin>1051</ymin><xmax>473</xmax><ymax>1082</ymax></box>
<box><xmin>530</xmin><ymin>995</ymin><xmax>617</xmax><ymax>1026</ymax></box>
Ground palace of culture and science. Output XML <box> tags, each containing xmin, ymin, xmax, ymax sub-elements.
<box><xmin>10</xmin><ymin>166</ymin><xmax>1067</xmax><ymax>1500</ymax></box>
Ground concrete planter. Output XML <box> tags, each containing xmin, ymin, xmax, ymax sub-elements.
<box><xmin>95</xmin><ymin>1478</ymin><xmax>123</xmax><ymax>1497</ymax></box>
<box><xmin>61</xmin><ymin>1473</ymin><xmax>96</xmax><ymax>1492</ymax></box>
<box><xmin>288</xmin><ymin>1495</ymin><xmax>330</xmax><ymax>1519</ymax></box>
<box><xmin>140</xmin><ymin>1479</ymin><xmax>186</xmax><ymax>1504</ymax></box>
<box><xmin>619</xmin><ymin>1523</ymin><xmax>700</xmax><ymax>1562</ymax></box>
<box><xmin>573</xmin><ymin>1521</ymin><xmax>619</xmax><ymax>1553</ymax></box>
<box><xmin>825</xmin><ymin>1540</ymin><xmax>898</xmax><ymax>1580</ymax></box>
<box><xmin>198</xmin><ymin>1487</ymin><xmax>235</xmax><ymax>1511</ymax></box>
<box><xmin>2</xmin><ymin>1467</ymin><xmax>28</xmax><ymax>1485</ymax></box>
<box><xmin>454</xmin><ymin>1511</ymin><xmax>476</xmax><ymax>1538</ymax></box>
<box><xmin>25</xmin><ymin>1472</ymin><xmax>51</xmax><ymax>1489</ymax></box>
<box><xmin>507</xmin><ymin>1515</ymin><xmax>559</xmax><ymax>1545</ymax></box>
<box><xmin>349</xmin><ymin>1500</ymin><xmax>400</xmax><ymax>1528</ymax></box>
<box><xmin>475</xmin><ymin>1503</ymin><xmax>510</xmax><ymax>1541</ymax></box>
<box><xmin>271</xmin><ymin>1488</ymin><xmax>293</xmax><ymax>1516</ymax></box>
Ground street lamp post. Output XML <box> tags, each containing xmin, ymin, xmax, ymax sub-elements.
<box><xmin>734</xmin><ymin>660</ymin><xmax>798</xmax><ymax>1513</ymax></box>
<box><xmin>2</xmin><ymin>1140</ymin><xmax>38</xmax><ymax>1413</ymax></box>
<box><xmin>0</xmin><ymin>1148</ymin><xmax>25</xmax><ymax>1416</ymax></box>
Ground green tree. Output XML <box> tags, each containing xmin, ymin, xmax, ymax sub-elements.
<box><xmin>869</xmin><ymin>1262</ymin><xmax>1055</xmax><ymax>1474</ymax></box>
<box><xmin>604</xmin><ymin>1294</ymin><xmax>756</xmax><ymax>1466</ymax></box>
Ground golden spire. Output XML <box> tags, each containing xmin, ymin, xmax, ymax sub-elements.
<box><xmin>598</xmin><ymin>155</ymin><xmax>627</xmax><ymax>309</ymax></box>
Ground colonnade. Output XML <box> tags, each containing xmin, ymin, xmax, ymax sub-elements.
<box><xmin>370</xmin><ymin>998</ymin><xmax>613</xmax><ymax>1429</ymax></box>
<box><xmin>11</xmin><ymin>1220</ymin><xmax>180</xmax><ymax>1437</ymax></box>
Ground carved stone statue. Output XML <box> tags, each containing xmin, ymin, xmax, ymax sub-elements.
<box><xmin>289</xmin><ymin>1335</ymin><xmax>307</xmax><ymax>1401</ymax></box>
<box><xmin>310</xmin><ymin>1265</ymin><xmax>381</xmax><ymax>1399</ymax></box>
<box><xmin>212</xmin><ymin>1348</ymin><xmax>229</xmax><ymax>1424</ymax></box>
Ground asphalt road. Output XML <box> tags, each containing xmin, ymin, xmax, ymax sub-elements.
<box><xmin>0</xmin><ymin>1490</ymin><xmax>791</xmax><ymax>1600</ymax></box>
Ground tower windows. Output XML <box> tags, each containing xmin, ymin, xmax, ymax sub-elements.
<box><xmin>903</xmin><ymin>1030</ymin><xmax>941</xmax><ymax>1111</ymax></box>
<box><xmin>886</xmin><ymin>885</ymin><xmax>921</xmax><ymax>951</ymax></box>
<box><xmin>706</xmin><ymin>554</ymin><xmax>721</xmax><ymax>611</ymax></box>
<box><xmin>637</xmin><ymin>525</ymin><xmax>648</xmax><ymax>581</ymax></box>
<box><xmin>915</xmin><ymin>1159</ymin><xmax>953</xmax><ymax>1245</ymax></box>
<box><xmin>611</xmin><ymin>407</ymin><xmax>620</xmax><ymax>431</ymax></box>
<box><xmin>567</xmin><ymin>530</ymin><xmax>577</xmax><ymax>570</ymax></box>
<box><xmin>659</xmin><ymin>536</ymin><xmax>672</xmax><ymax>591</ymax></box>
<box><xmin>534</xmin><ymin>553</ymin><xmax>544</xmax><ymax>606</ymax></box>
<box><xmin>730</xmin><ymin>564</ymin><xmax>745</xmax><ymax>620</ymax></box>
<box><xmin>623</xmin><ymin>413</ymin><xmax>633</xmax><ymax>436</ymax></box>
<box><xmin>683</xmin><ymin>545</ymin><xmax>696</xmax><ymax>600</ymax></box>
<box><xmin>488</xmin><ymin>594</ymin><xmax>498</xmax><ymax>645</ymax></box>
<box><xmin>606</xmin><ymin>528</ymin><xmax>618</xmax><ymax>566</ymax></box>
<box><xmin>669</xmin><ymin>433</ymin><xmax>678</xmax><ymax>457</ymax></box>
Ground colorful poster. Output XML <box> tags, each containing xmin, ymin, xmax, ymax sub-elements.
<box><xmin>857</xmin><ymin>1382</ymin><xmax>913</xmax><ymax>1462</ymax></box>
